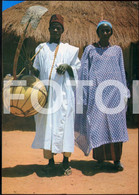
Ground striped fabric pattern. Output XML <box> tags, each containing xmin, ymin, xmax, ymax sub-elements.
<box><xmin>93</xmin><ymin>142</ymin><xmax>123</xmax><ymax>161</ymax></box>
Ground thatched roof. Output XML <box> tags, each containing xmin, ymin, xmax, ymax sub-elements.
<box><xmin>2</xmin><ymin>1</ymin><xmax>139</xmax><ymax>76</ymax></box>
<box><xmin>2</xmin><ymin>1</ymin><xmax>138</xmax><ymax>48</ymax></box>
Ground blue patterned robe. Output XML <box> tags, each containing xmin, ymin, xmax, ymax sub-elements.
<box><xmin>75</xmin><ymin>45</ymin><xmax>130</xmax><ymax>156</ymax></box>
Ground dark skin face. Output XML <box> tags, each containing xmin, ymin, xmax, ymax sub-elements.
<box><xmin>49</xmin><ymin>22</ymin><xmax>64</xmax><ymax>44</ymax></box>
<box><xmin>98</xmin><ymin>24</ymin><xmax>112</xmax><ymax>47</ymax></box>
<box><xmin>48</xmin><ymin>22</ymin><xmax>74</xmax><ymax>77</ymax></box>
<box><xmin>30</xmin><ymin>22</ymin><xmax>74</xmax><ymax>77</ymax></box>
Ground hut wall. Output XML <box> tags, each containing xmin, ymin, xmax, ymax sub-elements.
<box><xmin>125</xmin><ymin>41</ymin><xmax>139</xmax><ymax>128</ymax></box>
<box><xmin>123</xmin><ymin>46</ymin><xmax>131</xmax><ymax>79</ymax></box>
<box><xmin>2</xmin><ymin>36</ymin><xmax>19</xmax><ymax>77</ymax></box>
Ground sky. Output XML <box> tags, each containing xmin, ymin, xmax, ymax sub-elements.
<box><xmin>2</xmin><ymin>0</ymin><xmax>25</xmax><ymax>11</ymax></box>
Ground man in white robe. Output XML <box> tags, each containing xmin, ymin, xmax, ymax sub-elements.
<box><xmin>31</xmin><ymin>14</ymin><xmax>81</xmax><ymax>175</ymax></box>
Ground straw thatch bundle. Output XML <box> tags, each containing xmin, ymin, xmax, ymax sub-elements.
<box><xmin>2</xmin><ymin>1</ymin><xmax>139</xmax><ymax>76</ymax></box>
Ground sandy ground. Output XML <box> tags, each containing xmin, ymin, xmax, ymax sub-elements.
<box><xmin>2</xmin><ymin>128</ymin><xmax>138</xmax><ymax>194</ymax></box>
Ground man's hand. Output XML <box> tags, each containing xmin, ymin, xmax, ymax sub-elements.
<box><xmin>56</xmin><ymin>64</ymin><xmax>74</xmax><ymax>78</ymax></box>
<box><xmin>56</xmin><ymin>64</ymin><xmax>69</xmax><ymax>75</ymax></box>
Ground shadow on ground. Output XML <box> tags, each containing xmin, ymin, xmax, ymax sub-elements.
<box><xmin>2</xmin><ymin>164</ymin><xmax>64</xmax><ymax>178</ymax></box>
<box><xmin>2</xmin><ymin>160</ymin><xmax>119</xmax><ymax>178</ymax></box>
<box><xmin>70</xmin><ymin>160</ymin><xmax>119</xmax><ymax>176</ymax></box>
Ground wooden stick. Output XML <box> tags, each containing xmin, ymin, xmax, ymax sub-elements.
<box><xmin>13</xmin><ymin>18</ymin><xmax>32</xmax><ymax>80</ymax></box>
<box><xmin>30</xmin><ymin>45</ymin><xmax>44</xmax><ymax>61</ymax></box>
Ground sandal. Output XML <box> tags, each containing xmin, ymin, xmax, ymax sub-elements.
<box><xmin>63</xmin><ymin>166</ymin><xmax>72</xmax><ymax>176</ymax></box>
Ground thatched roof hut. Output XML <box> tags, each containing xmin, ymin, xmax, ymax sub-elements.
<box><xmin>2</xmin><ymin>1</ymin><xmax>139</xmax><ymax>77</ymax></box>
<box><xmin>2</xmin><ymin>1</ymin><xmax>138</xmax><ymax>129</ymax></box>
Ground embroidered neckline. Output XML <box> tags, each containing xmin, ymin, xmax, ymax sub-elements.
<box><xmin>97</xmin><ymin>42</ymin><xmax>110</xmax><ymax>49</ymax></box>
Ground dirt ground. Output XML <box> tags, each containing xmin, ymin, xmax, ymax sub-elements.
<box><xmin>2</xmin><ymin>128</ymin><xmax>138</xmax><ymax>194</ymax></box>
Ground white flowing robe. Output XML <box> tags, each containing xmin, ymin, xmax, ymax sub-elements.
<box><xmin>32</xmin><ymin>42</ymin><xmax>81</xmax><ymax>154</ymax></box>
